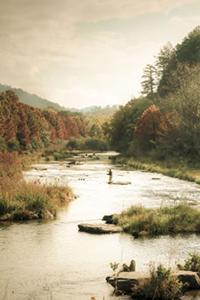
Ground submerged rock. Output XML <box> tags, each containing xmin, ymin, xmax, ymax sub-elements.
<box><xmin>109</xmin><ymin>181</ymin><xmax>131</xmax><ymax>185</ymax></box>
<box><xmin>78</xmin><ymin>223</ymin><xmax>123</xmax><ymax>234</ymax></box>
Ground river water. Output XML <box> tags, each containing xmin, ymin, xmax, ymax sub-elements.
<box><xmin>1</xmin><ymin>152</ymin><xmax>200</xmax><ymax>300</ymax></box>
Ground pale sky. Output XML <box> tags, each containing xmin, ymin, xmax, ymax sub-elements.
<box><xmin>1</xmin><ymin>0</ymin><xmax>200</xmax><ymax>108</ymax></box>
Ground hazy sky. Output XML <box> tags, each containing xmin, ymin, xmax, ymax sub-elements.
<box><xmin>1</xmin><ymin>0</ymin><xmax>200</xmax><ymax>108</ymax></box>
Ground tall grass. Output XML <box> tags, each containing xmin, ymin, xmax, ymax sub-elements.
<box><xmin>0</xmin><ymin>152</ymin><xmax>74</xmax><ymax>220</ymax></box>
<box><xmin>114</xmin><ymin>156</ymin><xmax>200</xmax><ymax>184</ymax></box>
<box><xmin>132</xmin><ymin>264</ymin><xmax>183</xmax><ymax>300</ymax></box>
<box><xmin>0</xmin><ymin>179</ymin><xmax>74</xmax><ymax>220</ymax></box>
<box><xmin>113</xmin><ymin>204</ymin><xmax>200</xmax><ymax>235</ymax></box>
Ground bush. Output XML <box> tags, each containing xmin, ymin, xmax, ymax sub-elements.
<box><xmin>0</xmin><ymin>137</ymin><xmax>7</xmax><ymax>152</ymax></box>
<box><xmin>133</xmin><ymin>264</ymin><xmax>183</xmax><ymax>300</ymax></box>
<box><xmin>7</xmin><ymin>139</ymin><xmax>20</xmax><ymax>151</ymax></box>
<box><xmin>0</xmin><ymin>152</ymin><xmax>22</xmax><ymax>179</ymax></box>
<box><xmin>66</xmin><ymin>137</ymin><xmax>109</xmax><ymax>151</ymax></box>
<box><xmin>67</xmin><ymin>138</ymin><xmax>79</xmax><ymax>150</ymax></box>
<box><xmin>178</xmin><ymin>253</ymin><xmax>200</xmax><ymax>272</ymax></box>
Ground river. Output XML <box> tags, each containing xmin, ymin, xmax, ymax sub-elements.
<box><xmin>1</xmin><ymin>152</ymin><xmax>200</xmax><ymax>300</ymax></box>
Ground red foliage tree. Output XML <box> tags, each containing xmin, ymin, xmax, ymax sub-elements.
<box><xmin>16</xmin><ymin>110</ymin><xmax>30</xmax><ymax>150</ymax></box>
<box><xmin>3</xmin><ymin>118</ymin><xmax>16</xmax><ymax>142</ymax></box>
<box><xmin>134</xmin><ymin>105</ymin><xmax>168</xmax><ymax>151</ymax></box>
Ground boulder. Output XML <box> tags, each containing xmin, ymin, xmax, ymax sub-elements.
<box><xmin>0</xmin><ymin>213</ymin><xmax>12</xmax><ymax>221</ymax></box>
<box><xmin>174</xmin><ymin>271</ymin><xmax>200</xmax><ymax>290</ymax></box>
<box><xmin>106</xmin><ymin>272</ymin><xmax>149</xmax><ymax>293</ymax></box>
<box><xmin>78</xmin><ymin>223</ymin><xmax>123</xmax><ymax>234</ymax></box>
<box><xmin>43</xmin><ymin>210</ymin><xmax>54</xmax><ymax>220</ymax></box>
<box><xmin>120</xmin><ymin>260</ymin><xmax>136</xmax><ymax>272</ymax></box>
<box><xmin>102</xmin><ymin>215</ymin><xmax>114</xmax><ymax>224</ymax></box>
<box><xmin>106</xmin><ymin>270</ymin><xmax>200</xmax><ymax>295</ymax></box>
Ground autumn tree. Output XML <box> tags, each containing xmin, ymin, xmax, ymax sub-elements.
<box><xmin>134</xmin><ymin>105</ymin><xmax>168</xmax><ymax>152</ymax></box>
<box><xmin>107</xmin><ymin>98</ymin><xmax>153</xmax><ymax>153</ymax></box>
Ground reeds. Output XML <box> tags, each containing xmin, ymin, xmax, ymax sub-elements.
<box><xmin>0</xmin><ymin>152</ymin><xmax>74</xmax><ymax>220</ymax></box>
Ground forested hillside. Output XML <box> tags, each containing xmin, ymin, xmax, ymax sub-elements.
<box><xmin>107</xmin><ymin>26</ymin><xmax>200</xmax><ymax>162</ymax></box>
<box><xmin>0</xmin><ymin>84</ymin><xmax>118</xmax><ymax>116</ymax></box>
<box><xmin>0</xmin><ymin>90</ymin><xmax>87</xmax><ymax>152</ymax></box>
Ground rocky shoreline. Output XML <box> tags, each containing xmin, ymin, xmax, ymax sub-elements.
<box><xmin>106</xmin><ymin>270</ymin><xmax>200</xmax><ymax>297</ymax></box>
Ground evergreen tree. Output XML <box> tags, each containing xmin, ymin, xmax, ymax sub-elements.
<box><xmin>141</xmin><ymin>64</ymin><xmax>157</xmax><ymax>99</ymax></box>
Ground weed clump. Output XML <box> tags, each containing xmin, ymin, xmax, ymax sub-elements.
<box><xmin>113</xmin><ymin>204</ymin><xmax>200</xmax><ymax>235</ymax></box>
<box><xmin>132</xmin><ymin>264</ymin><xmax>183</xmax><ymax>300</ymax></box>
<box><xmin>0</xmin><ymin>152</ymin><xmax>74</xmax><ymax>221</ymax></box>
<box><xmin>178</xmin><ymin>252</ymin><xmax>200</xmax><ymax>272</ymax></box>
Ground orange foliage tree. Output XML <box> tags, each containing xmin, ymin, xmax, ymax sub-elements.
<box><xmin>134</xmin><ymin>105</ymin><xmax>169</xmax><ymax>152</ymax></box>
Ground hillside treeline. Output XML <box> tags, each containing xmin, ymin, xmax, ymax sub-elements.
<box><xmin>107</xmin><ymin>26</ymin><xmax>200</xmax><ymax>162</ymax></box>
<box><xmin>0</xmin><ymin>90</ymin><xmax>87</xmax><ymax>152</ymax></box>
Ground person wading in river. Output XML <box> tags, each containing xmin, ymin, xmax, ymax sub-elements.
<box><xmin>107</xmin><ymin>169</ymin><xmax>113</xmax><ymax>184</ymax></box>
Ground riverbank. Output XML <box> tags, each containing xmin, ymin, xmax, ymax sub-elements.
<box><xmin>0</xmin><ymin>152</ymin><xmax>74</xmax><ymax>221</ymax></box>
<box><xmin>107</xmin><ymin>254</ymin><xmax>200</xmax><ymax>299</ymax></box>
<box><xmin>113</xmin><ymin>156</ymin><xmax>200</xmax><ymax>185</ymax></box>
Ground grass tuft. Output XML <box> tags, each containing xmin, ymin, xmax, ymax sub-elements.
<box><xmin>113</xmin><ymin>204</ymin><xmax>200</xmax><ymax>235</ymax></box>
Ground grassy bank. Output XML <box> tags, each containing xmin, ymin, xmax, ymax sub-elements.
<box><xmin>114</xmin><ymin>156</ymin><xmax>200</xmax><ymax>184</ymax></box>
<box><xmin>0</xmin><ymin>152</ymin><xmax>74</xmax><ymax>221</ymax></box>
<box><xmin>113</xmin><ymin>204</ymin><xmax>200</xmax><ymax>235</ymax></box>
<box><xmin>0</xmin><ymin>180</ymin><xmax>74</xmax><ymax>221</ymax></box>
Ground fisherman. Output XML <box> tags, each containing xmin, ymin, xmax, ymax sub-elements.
<box><xmin>107</xmin><ymin>168</ymin><xmax>113</xmax><ymax>184</ymax></box>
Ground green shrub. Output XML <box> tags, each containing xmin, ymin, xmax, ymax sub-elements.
<box><xmin>66</xmin><ymin>137</ymin><xmax>109</xmax><ymax>151</ymax></box>
<box><xmin>133</xmin><ymin>264</ymin><xmax>183</xmax><ymax>300</ymax></box>
<box><xmin>0</xmin><ymin>137</ymin><xmax>8</xmax><ymax>152</ymax></box>
<box><xmin>114</xmin><ymin>204</ymin><xmax>200</xmax><ymax>235</ymax></box>
<box><xmin>7</xmin><ymin>138</ymin><xmax>20</xmax><ymax>151</ymax></box>
<box><xmin>178</xmin><ymin>253</ymin><xmax>200</xmax><ymax>272</ymax></box>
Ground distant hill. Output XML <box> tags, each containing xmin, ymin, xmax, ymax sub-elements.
<box><xmin>0</xmin><ymin>83</ymin><xmax>119</xmax><ymax>116</ymax></box>
<box><xmin>68</xmin><ymin>104</ymin><xmax>119</xmax><ymax>116</ymax></box>
<box><xmin>0</xmin><ymin>84</ymin><xmax>68</xmax><ymax>111</ymax></box>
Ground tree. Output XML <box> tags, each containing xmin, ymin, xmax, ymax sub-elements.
<box><xmin>89</xmin><ymin>124</ymin><xmax>102</xmax><ymax>139</ymax></box>
<box><xmin>176</xmin><ymin>26</ymin><xmax>200</xmax><ymax>66</ymax></box>
<box><xmin>134</xmin><ymin>105</ymin><xmax>168</xmax><ymax>152</ymax></box>
<box><xmin>157</xmin><ymin>26</ymin><xmax>200</xmax><ymax>97</ymax></box>
<box><xmin>162</xmin><ymin>65</ymin><xmax>200</xmax><ymax>158</ymax></box>
<box><xmin>141</xmin><ymin>64</ymin><xmax>157</xmax><ymax>100</ymax></box>
<box><xmin>16</xmin><ymin>110</ymin><xmax>30</xmax><ymax>150</ymax></box>
<box><xmin>155</xmin><ymin>42</ymin><xmax>175</xmax><ymax>91</ymax></box>
<box><xmin>75</xmin><ymin>116</ymin><xmax>87</xmax><ymax>137</ymax></box>
<box><xmin>0</xmin><ymin>137</ymin><xmax>7</xmax><ymax>152</ymax></box>
<box><xmin>107</xmin><ymin>98</ymin><xmax>153</xmax><ymax>153</ymax></box>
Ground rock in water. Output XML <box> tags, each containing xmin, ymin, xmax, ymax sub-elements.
<box><xmin>78</xmin><ymin>223</ymin><xmax>123</xmax><ymax>234</ymax></box>
<box><xmin>106</xmin><ymin>271</ymin><xmax>200</xmax><ymax>294</ymax></box>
